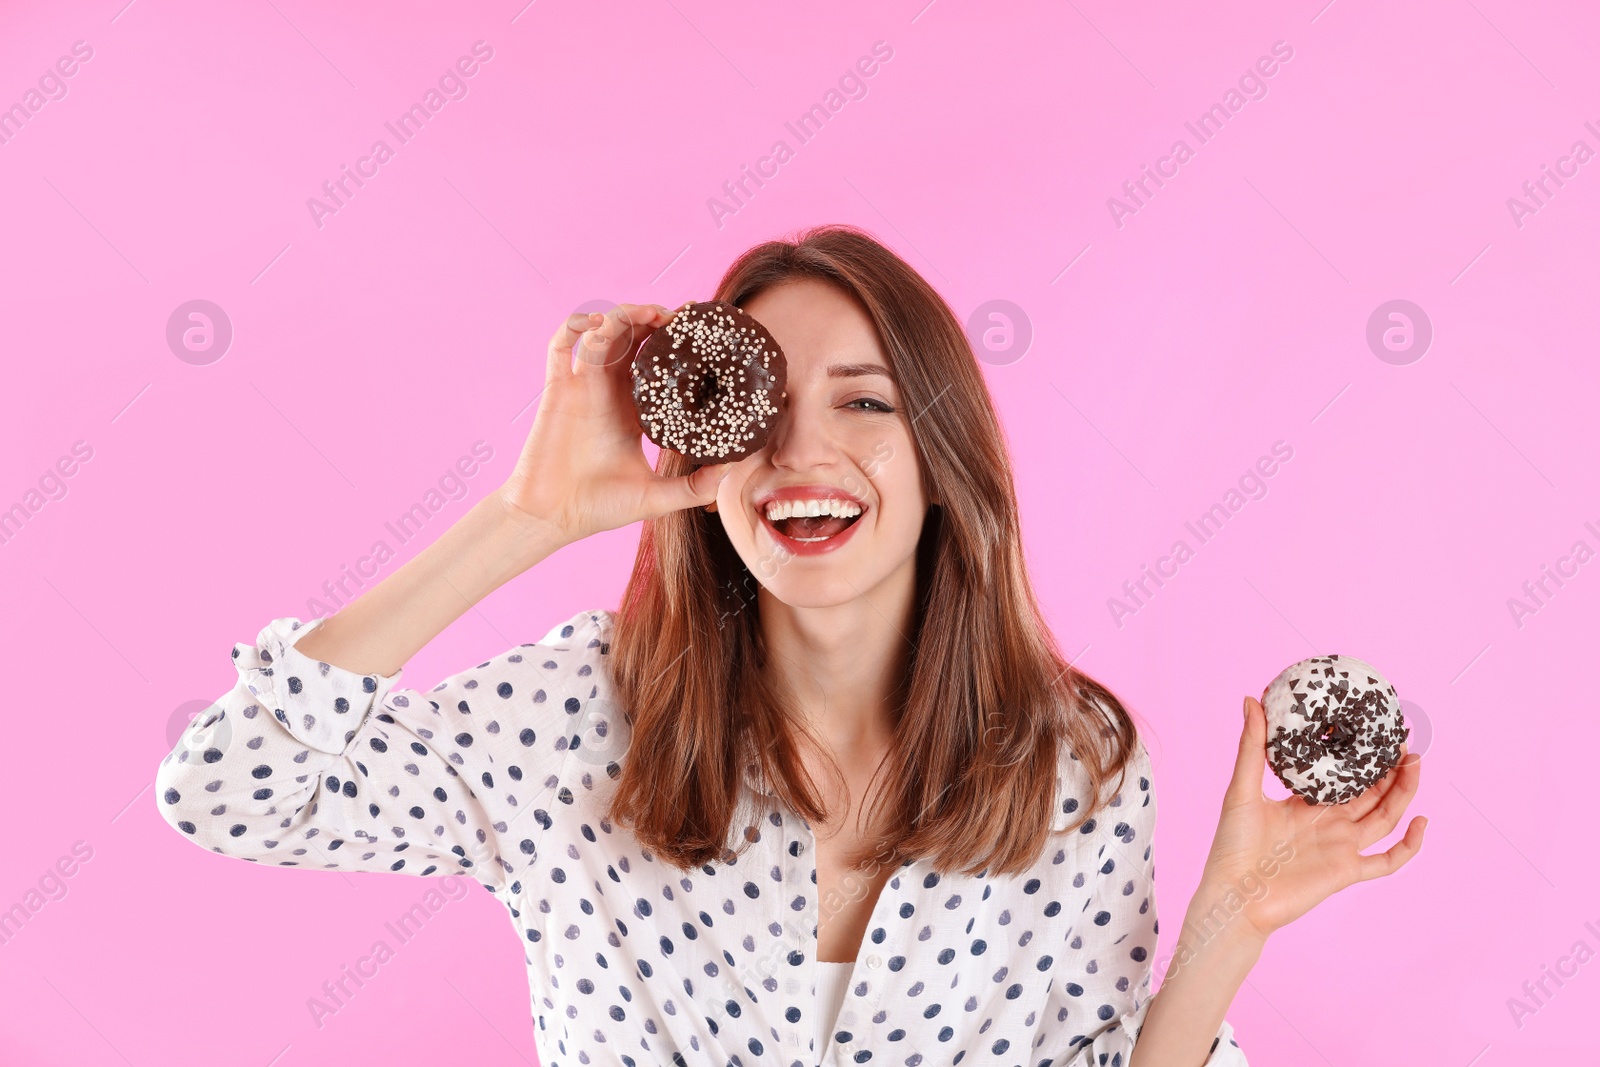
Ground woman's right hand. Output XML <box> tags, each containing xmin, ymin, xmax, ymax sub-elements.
<box><xmin>495</xmin><ymin>303</ymin><xmax>734</xmax><ymax>547</ymax></box>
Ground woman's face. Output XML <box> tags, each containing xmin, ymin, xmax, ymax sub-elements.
<box><xmin>713</xmin><ymin>277</ymin><xmax>931</xmax><ymax>609</ymax></box>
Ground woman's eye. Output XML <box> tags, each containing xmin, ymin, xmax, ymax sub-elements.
<box><xmin>846</xmin><ymin>398</ymin><xmax>895</xmax><ymax>413</ymax></box>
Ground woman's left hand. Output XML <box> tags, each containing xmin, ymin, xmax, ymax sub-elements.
<box><xmin>1192</xmin><ymin>695</ymin><xmax>1427</xmax><ymax>945</ymax></box>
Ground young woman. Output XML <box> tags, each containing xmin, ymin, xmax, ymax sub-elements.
<box><xmin>156</xmin><ymin>225</ymin><xmax>1424</xmax><ymax>1067</ymax></box>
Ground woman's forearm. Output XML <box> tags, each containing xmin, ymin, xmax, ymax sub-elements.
<box><xmin>292</xmin><ymin>494</ymin><xmax>569</xmax><ymax>677</ymax></box>
<box><xmin>1127</xmin><ymin>884</ymin><xmax>1265</xmax><ymax>1067</ymax></box>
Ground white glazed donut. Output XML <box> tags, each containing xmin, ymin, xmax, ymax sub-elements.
<box><xmin>1261</xmin><ymin>654</ymin><xmax>1407</xmax><ymax>805</ymax></box>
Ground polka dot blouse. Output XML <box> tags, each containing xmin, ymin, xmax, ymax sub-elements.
<box><xmin>156</xmin><ymin>608</ymin><xmax>1248</xmax><ymax>1066</ymax></box>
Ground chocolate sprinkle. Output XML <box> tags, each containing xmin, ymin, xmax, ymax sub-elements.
<box><xmin>630</xmin><ymin>299</ymin><xmax>788</xmax><ymax>463</ymax></box>
<box><xmin>1261</xmin><ymin>654</ymin><xmax>1407</xmax><ymax>805</ymax></box>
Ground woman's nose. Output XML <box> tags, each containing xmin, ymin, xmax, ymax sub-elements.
<box><xmin>765</xmin><ymin>399</ymin><xmax>834</xmax><ymax>469</ymax></box>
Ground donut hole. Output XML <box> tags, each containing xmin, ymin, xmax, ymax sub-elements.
<box><xmin>1317</xmin><ymin>720</ymin><xmax>1355</xmax><ymax>753</ymax></box>
<box><xmin>690</xmin><ymin>371</ymin><xmax>721</xmax><ymax>411</ymax></box>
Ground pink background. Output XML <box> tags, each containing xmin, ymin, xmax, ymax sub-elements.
<box><xmin>2</xmin><ymin>0</ymin><xmax>1597</xmax><ymax>1063</ymax></box>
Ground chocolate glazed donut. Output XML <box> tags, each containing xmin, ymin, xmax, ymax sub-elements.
<box><xmin>630</xmin><ymin>299</ymin><xmax>788</xmax><ymax>463</ymax></box>
<box><xmin>1261</xmin><ymin>654</ymin><xmax>1408</xmax><ymax>805</ymax></box>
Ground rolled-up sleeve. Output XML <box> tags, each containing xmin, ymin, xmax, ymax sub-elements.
<box><xmin>1043</xmin><ymin>739</ymin><xmax>1248</xmax><ymax>1066</ymax></box>
<box><xmin>154</xmin><ymin>608</ymin><xmax>612</xmax><ymax>892</ymax></box>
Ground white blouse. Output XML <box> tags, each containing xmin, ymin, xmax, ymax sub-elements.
<box><xmin>156</xmin><ymin>608</ymin><xmax>1248</xmax><ymax>1066</ymax></box>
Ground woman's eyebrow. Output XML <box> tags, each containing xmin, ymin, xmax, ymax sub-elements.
<box><xmin>826</xmin><ymin>362</ymin><xmax>896</xmax><ymax>382</ymax></box>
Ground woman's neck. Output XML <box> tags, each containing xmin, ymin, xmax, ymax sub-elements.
<box><xmin>758</xmin><ymin>578</ymin><xmax>916</xmax><ymax>753</ymax></box>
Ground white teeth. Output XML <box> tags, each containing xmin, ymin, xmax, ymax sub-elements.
<box><xmin>761</xmin><ymin>498</ymin><xmax>863</xmax><ymax>522</ymax></box>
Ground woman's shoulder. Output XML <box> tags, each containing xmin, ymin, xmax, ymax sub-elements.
<box><xmin>533</xmin><ymin>607</ymin><xmax>616</xmax><ymax>644</ymax></box>
<box><xmin>1049</xmin><ymin>723</ymin><xmax>1155</xmax><ymax>834</ymax></box>
<box><xmin>523</xmin><ymin>608</ymin><xmax>618</xmax><ymax>670</ymax></box>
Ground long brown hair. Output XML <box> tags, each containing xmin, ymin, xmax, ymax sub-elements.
<box><xmin>605</xmin><ymin>223</ymin><xmax>1140</xmax><ymax>878</ymax></box>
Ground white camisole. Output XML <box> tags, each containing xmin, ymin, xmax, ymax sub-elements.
<box><xmin>815</xmin><ymin>961</ymin><xmax>854</xmax><ymax>1058</ymax></box>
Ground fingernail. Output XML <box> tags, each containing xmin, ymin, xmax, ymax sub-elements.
<box><xmin>1242</xmin><ymin>696</ymin><xmax>1251</xmax><ymax>720</ymax></box>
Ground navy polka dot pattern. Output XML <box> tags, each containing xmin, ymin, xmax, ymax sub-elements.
<box><xmin>156</xmin><ymin>609</ymin><xmax>1247</xmax><ymax>1066</ymax></box>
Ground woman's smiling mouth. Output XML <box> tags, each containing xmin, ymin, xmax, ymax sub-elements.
<box><xmin>753</xmin><ymin>486</ymin><xmax>869</xmax><ymax>556</ymax></box>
